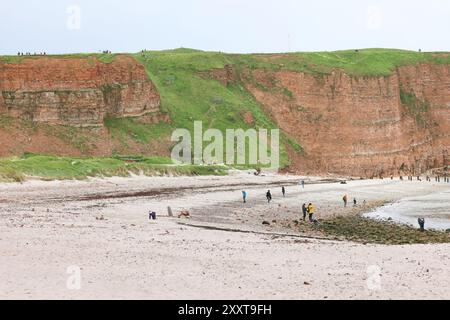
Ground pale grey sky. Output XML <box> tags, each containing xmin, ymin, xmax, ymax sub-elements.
<box><xmin>1</xmin><ymin>0</ymin><xmax>449</xmax><ymax>54</ymax></box>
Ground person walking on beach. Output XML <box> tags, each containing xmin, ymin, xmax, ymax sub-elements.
<box><xmin>282</xmin><ymin>186</ymin><xmax>286</xmax><ymax>197</ymax></box>
<box><xmin>353</xmin><ymin>198</ymin><xmax>357</xmax><ymax>206</ymax></box>
<box><xmin>302</xmin><ymin>203</ymin><xmax>308</xmax><ymax>221</ymax></box>
<box><xmin>418</xmin><ymin>218</ymin><xmax>425</xmax><ymax>231</ymax></box>
<box><xmin>343</xmin><ymin>194</ymin><xmax>348</xmax><ymax>207</ymax></box>
<box><xmin>307</xmin><ymin>203</ymin><xmax>315</xmax><ymax>222</ymax></box>
<box><xmin>266</xmin><ymin>190</ymin><xmax>272</xmax><ymax>203</ymax></box>
<box><xmin>242</xmin><ymin>191</ymin><xmax>247</xmax><ymax>203</ymax></box>
<box><xmin>301</xmin><ymin>180</ymin><xmax>305</xmax><ymax>189</ymax></box>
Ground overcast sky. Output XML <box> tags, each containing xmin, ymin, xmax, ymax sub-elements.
<box><xmin>1</xmin><ymin>0</ymin><xmax>449</xmax><ymax>54</ymax></box>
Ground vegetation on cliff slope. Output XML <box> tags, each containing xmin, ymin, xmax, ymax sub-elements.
<box><xmin>0</xmin><ymin>153</ymin><xmax>228</xmax><ymax>182</ymax></box>
<box><xmin>133</xmin><ymin>49</ymin><xmax>292</xmax><ymax>168</ymax></box>
<box><xmin>104</xmin><ymin>117</ymin><xmax>173</xmax><ymax>145</ymax></box>
<box><xmin>400</xmin><ymin>88</ymin><xmax>430</xmax><ymax>127</ymax></box>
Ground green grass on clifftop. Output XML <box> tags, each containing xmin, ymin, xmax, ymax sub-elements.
<box><xmin>0</xmin><ymin>52</ymin><xmax>118</xmax><ymax>64</ymax></box>
<box><xmin>232</xmin><ymin>48</ymin><xmax>450</xmax><ymax>76</ymax></box>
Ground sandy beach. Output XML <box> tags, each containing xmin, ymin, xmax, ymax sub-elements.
<box><xmin>1</xmin><ymin>172</ymin><xmax>449</xmax><ymax>300</ymax></box>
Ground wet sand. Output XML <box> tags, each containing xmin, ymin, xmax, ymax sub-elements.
<box><xmin>1</xmin><ymin>172</ymin><xmax>449</xmax><ymax>299</ymax></box>
<box><xmin>365</xmin><ymin>189</ymin><xmax>450</xmax><ymax>230</ymax></box>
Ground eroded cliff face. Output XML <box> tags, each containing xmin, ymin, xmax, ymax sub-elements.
<box><xmin>0</xmin><ymin>55</ymin><xmax>160</xmax><ymax>127</ymax></box>
<box><xmin>240</xmin><ymin>64</ymin><xmax>450</xmax><ymax>176</ymax></box>
<box><xmin>0</xmin><ymin>53</ymin><xmax>448</xmax><ymax>176</ymax></box>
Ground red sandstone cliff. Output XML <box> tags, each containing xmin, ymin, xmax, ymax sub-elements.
<box><xmin>0</xmin><ymin>54</ymin><xmax>448</xmax><ymax>177</ymax></box>
<box><xmin>0</xmin><ymin>55</ymin><xmax>160</xmax><ymax>127</ymax></box>
<box><xmin>240</xmin><ymin>64</ymin><xmax>450</xmax><ymax>176</ymax></box>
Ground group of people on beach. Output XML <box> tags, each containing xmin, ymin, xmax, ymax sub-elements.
<box><xmin>238</xmin><ymin>173</ymin><xmax>448</xmax><ymax>228</ymax></box>
<box><xmin>17</xmin><ymin>52</ymin><xmax>46</xmax><ymax>56</ymax></box>
<box><xmin>342</xmin><ymin>194</ymin><xmax>359</xmax><ymax>207</ymax></box>
<box><xmin>242</xmin><ymin>185</ymin><xmax>318</xmax><ymax>223</ymax></box>
<box><xmin>265</xmin><ymin>187</ymin><xmax>286</xmax><ymax>203</ymax></box>
<box><xmin>392</xmin><ymin>174</ymin><xmax>449</xmax><ymax>182</ymax></box>
<box><xmin>242</xmin><ymin>187</ymin><xmax>285</xmax><ymax>205</ymax></box>
<box><xmin>301</xmin><ymin>203</ymin><xmax>315</xmax><ymax>222</ymax></box>
<box><xmin>240</xmin><ymin>181</ymin><xmax>370</xmax><ymax>225</ymax></box>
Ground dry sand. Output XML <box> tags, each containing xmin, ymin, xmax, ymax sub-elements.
<box><xmin>1</xmin><ymin>171</ymin><xmax>449</xmax><ymax>299</ymax></box>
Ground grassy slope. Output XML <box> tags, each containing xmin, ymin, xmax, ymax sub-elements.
<box><xmin>132</xmin><ymin>49</ymin><xmax>291</xmax><ymax>168</ymax></box>
<box><xmin>0</xmin><ymin>154</ymin><xmax>227</xmax><ymax>182</ymax></box>
<box><xmin>104</xmin><ymin>117</ymin><xmax>173</xmax><ymax>146</ymax></box>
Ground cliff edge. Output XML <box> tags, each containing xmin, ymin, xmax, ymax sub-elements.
<box><xmin>241</xmin><ymin>63</ymin><xmax>450</xmax><ymax>176</ymax></box>
<box><xmin>0</xmin><ymin>49</ymin><xmax>448</xmax><ymax>177</ymax></box>
<box><xmin>0</xmin><ymin>55</ymin><xmax>160</xmax><ymax>127</ymax></box>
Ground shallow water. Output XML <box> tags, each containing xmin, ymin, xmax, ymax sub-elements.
<box><xmin>364</xmin><ymin>189</ymin><xmax>450</xmax><ymax>231</ymax></box>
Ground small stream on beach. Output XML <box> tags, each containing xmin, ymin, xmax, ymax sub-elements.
<box><xmin>364</xmin><ymin>189</ymin><xmax>450</xmax><ymax>231</ymax></box>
